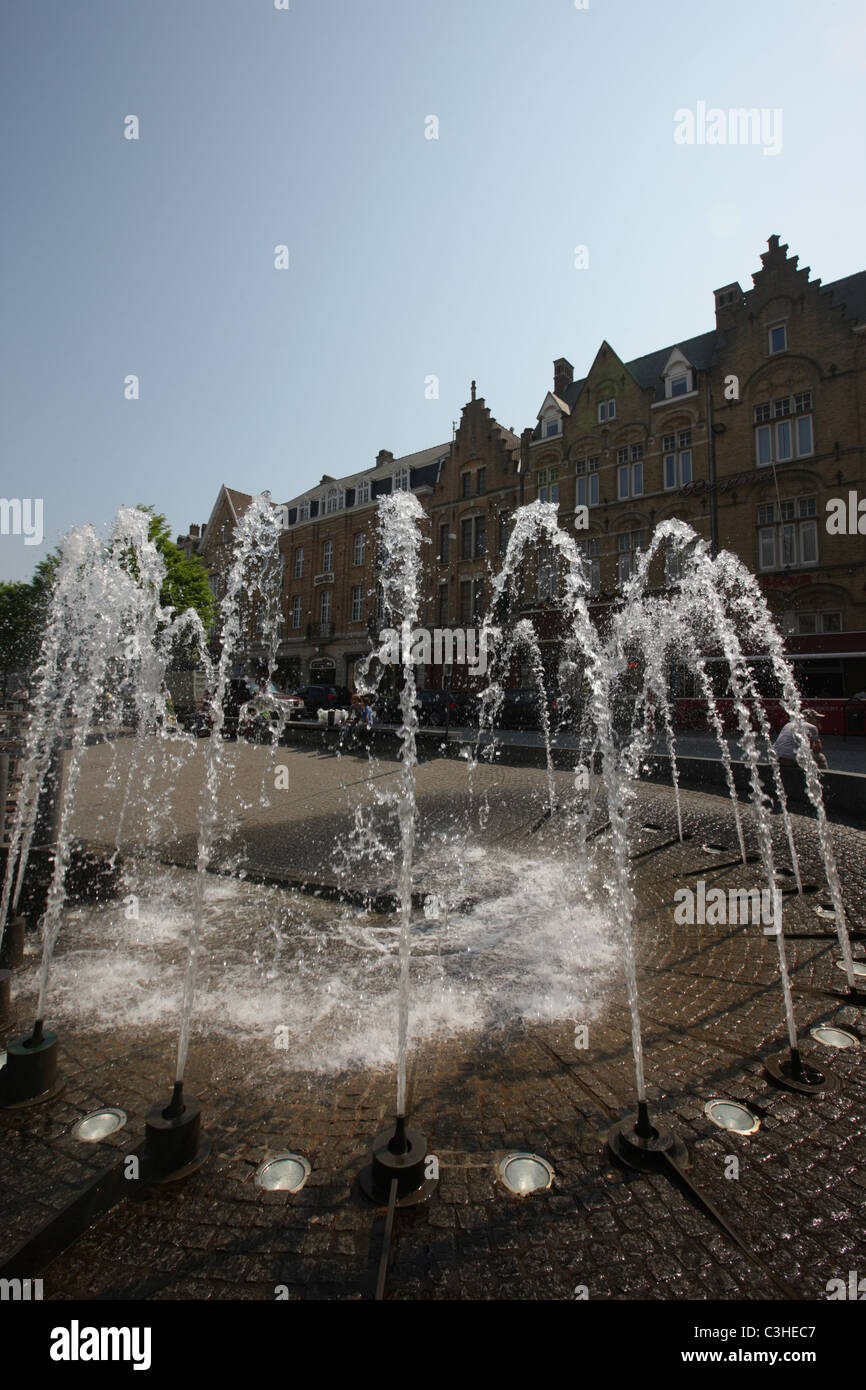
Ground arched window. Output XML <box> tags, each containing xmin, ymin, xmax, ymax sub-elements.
<box><xmin>393</xmin><ymin>467</ymin><xmax>409</xmax><ymax>491</ymax></box>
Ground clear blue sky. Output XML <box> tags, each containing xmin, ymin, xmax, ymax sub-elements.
<box><xmin>2</xmin><ymin>0</ymin><xmax>864</xmax><ymax>580</ymax></box>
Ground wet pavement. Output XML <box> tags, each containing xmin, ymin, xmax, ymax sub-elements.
<box><xmin>1</xmin><ymin>743</ymin><xmax>864</xmax><ymax>1301</ymax></box>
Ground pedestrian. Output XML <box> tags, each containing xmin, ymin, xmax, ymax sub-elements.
<box><xmin>772</xmin><ymin>709</ymin><xmax>828</xmax><ymax>770</ymax></box>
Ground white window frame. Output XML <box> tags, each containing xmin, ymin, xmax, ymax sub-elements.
<box><xmin>291</xmin><ymin>595</ymin><xmax>301</xmax><ymax>629</ymax></box>
<box><xmin>598</xmin><ymin>398</ymin><xmax>616</xmax><ymax>423</ymax></box>
<box><xmin>350</xmin><ymin>585</ymin><xmax>363</xmax><ymax>623</ymax></box>
<box><xmin>393</xmin><ymin>467</ymin><xmax>410</xmax><ymax>492</ymax></box>
<box><xmin>356</xmin><ymin>480</ymin><xmax>370</xmax><ymax>505</ymax></box>
<box><xmin>352</xmin><ymin>532</ymin><xmax>366</xmax><ymax>566</ymax></box>
<box><xmin>663</xmin><ymin>449</ymin><xmax>692</xmax><ymax>490</ymax></box>
<box><xmin>322</xmin><ymin>540</ymin><xmax>334</xmax><ymax>574</ymax></box>
<box><xmin>294</xmin><ymin>548</ymin><xmax>304</xmax><ymax>579</ymax></box>
<box><xmin>755</xmin><ymin>414</ymin><xmax>813</xmax><ymax>467</ymax></box>
<box><xmin>757</xmin><ymin>506</ymin><xmax>818</xmax><ymax>571</ymax></box>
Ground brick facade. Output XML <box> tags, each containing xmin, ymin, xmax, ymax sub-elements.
<box><xmin>188</xmin><ymin>237</ymin><xmax>866</xmax><ymax>701</ymax></box>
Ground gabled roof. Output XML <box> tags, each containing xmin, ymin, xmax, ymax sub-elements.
<box><xmin>280</xmin><ymin>441</ymin><xmax>450</xmax><ymax>511</ymax></box>
<box><xmin>537</xmin><ymin>391</ymin><xmax>572</xmax><ymax>419</ymax></box>
<box><xmin>821</xmin><ymin>270</ymin><xmax>866</xmax><ymax>327</ymax></box>
<box><xmin>200</xmin><ymin>484</ymin><xmax>254</xmax><ymax>547</ymax></box>
<box><xmin>626</xmin><ymin>330</ymin><xmax>719</xmax><ymax>395</ymax></box>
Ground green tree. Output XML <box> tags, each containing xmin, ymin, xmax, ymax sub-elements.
<box><xmin>0</xmin><ymin>553</ymin><xmax>60</xmax><ymax>698</ymax></box>
<box><xmin>136</xmin><ymin>507</ymin><xmax>215</xmax><ymax>634</ymax></box>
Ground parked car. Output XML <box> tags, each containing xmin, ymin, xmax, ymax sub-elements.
<box><xmin>499</xmin><ymin>687</ymin><xmax>557</xmax><ymax>729</ymax></box>
<box><xmin>222</xmin><ymin>678</ymin><xmax>302</xmax><ymax>740</ymax></box>
<box><xmin>291</xmin><ymin>684</ymin><xmax>346</xmax><ymax>716</ymax></box>
<box><xmin>370</xmin><ymin>688</ymin><xmax>478</xmax><ymax>727</ymax></box>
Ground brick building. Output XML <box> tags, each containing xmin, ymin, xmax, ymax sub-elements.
<box><xmin>524</xmin><ymin>236</ymin><xmax>866</xmax><ymax>712</ymax></box>
<box><xmin>186</xmin><ymin>236</ymin><xmax>866</xmax><ymax>721</ymax></box>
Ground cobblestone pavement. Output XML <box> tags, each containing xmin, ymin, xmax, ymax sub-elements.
<box><xmin>1</xmin><ymin>740</ymin><xmax>864</xmax><ymax>1300</ymax></box>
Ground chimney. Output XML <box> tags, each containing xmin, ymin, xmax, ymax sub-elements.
<box><xmin>376</xmin><ymin>449</ymin><xmax>394</xmax><ymax>467</ymax></box>
<box><xmin>189</xmin><ymin>524</ymin><xmax>200</xmax><ymax>538</ymax></box>
<box><xmin>713</xmin><ymin>282</ymin><xmax>744</xmax><ymax>329</ymax></box>
<box><xmin>553</xmin><ymin>358</ymin><xmax>573</xmax><ymax>399</ymax></box>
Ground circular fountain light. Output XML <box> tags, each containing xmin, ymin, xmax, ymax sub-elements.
<box><xmin>255</xmin><ymin>1153</ymin><xmax>310</xmax><ymax>1192</ymax></box>
<box><xmin>497</xmin><ymin>1152</ymin><xmax>554</xmax><ymax>1195</ymax></box>
<box><xmin>810</xmin><ymin>1025</ymin><xmax>859</xmax><ymax>1050</ymax></box>
<box><xmin>835</xmin><ymin>959</ymin><xmax>866</xmax><ymax>978</ymax></box>
<box><xmin>704</xmin><ymin>1099</ymin><xmax>760</xmax><ymax>1135</ymax></box>
<box><xmin>701</xmin><ymin>843</ymin><xmax>728</xmax><ymax>854</ymax></box>
<box><xmin>73</xmin><ymin>1107</ymin><xmax>127</xmax><ymax>1142</ymax></box>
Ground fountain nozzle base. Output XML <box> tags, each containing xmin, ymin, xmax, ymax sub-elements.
<box><xmin>144</xmin><ymin>1085</ymin><xmax>210</xmax><ymax>1182</ymax></box>
<box><xmin>0</xmin><ymin>1022</ymin><xmax>63</xmax><ymax>1108</ymax></box>
<box><xmin>764</xmin><ymin>1047</ymin><xmax>834</xmax><ymax>1095</ymax></box>
<box><xmin>360</xmin><ymin>1118</ymin><xmax>438</xmax><ymax>1207</ymax></box>
<box><xmin>607</xmin><ymin>1101</ymin><xmax>689</xmax><ymax>1172</ymax></box>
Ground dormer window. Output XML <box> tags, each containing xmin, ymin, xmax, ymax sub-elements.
<box><xmin>769</xmin><ymin>323</ymin><xmax>787</xmax><ymax>354</ymax></box>
<box><xmin>545</xmin><ymin>418</ymin><xmax>560</xmax><ymax>438</ymax></box>
<box><xmin>662</xmin><ymin>349</ymin><xmax>694</xmax><ymax>398</ymax></box>
<box><xmin>356</xmin><ymin>480</ymin><xmax>370</xmax><ymax>505</ymax></box>
<box><xmin>393</xmin><ymin>467</ymin><xmax>409</xmax><ymax>491</ymax></box>
<box><xmin>298</xmin><ymin>500</ymin><xmax>310</xmax><ymax>522</ymax></box>
<box><xmin>325</xmin><ymin>487</ymin><xmax>343</xmax><ymax>514</ymax></box>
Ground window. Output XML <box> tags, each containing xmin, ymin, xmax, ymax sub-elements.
<box><xmin>462</xmin><ymin>473</ymin><xmax>471</xmax><ymax>499</ymax></box>
<box><xmin>291</xmin><ymin>595</ymin><xmax>301</xmax><ymax>629</ymax></box>
<box><xmin>576</xmin><ymin>457</ymin><xmax>599</xmax><ymax>508</ymax></box>
<box><xmin>356</xmin><ymin>480</ymin><xmax>370</xmax><ymax>505</ymax></box>
<box><xmin>351</xmin><ymin>585</ymin><xmax>363</xmax><ymax>623</ymax></box>
<box><xmin>545</xmin><ymin>418</ymin><xmax>560</xmax><ymax>438</ymax></box>
<box><xmin>578</xmin><ymin>537</ymin><xmax>600</xmax><ymax>595</ymax></box>
<box><xmin>298</xmin><ymin>500</ymin><xmax>310</xmax><ymax>522</ymax></box>
<box><xmin>757</xmin><ymin>498</ymin><xmax>818</xmax><ymax>570</ymax></box>
<box><xmin>755</xmin><ymin>399</ymin><xmax>813</xmax><ymax>465</ymax></box>
<box><xmin>617</xmin><ymin>451</ymin><xmax>643</xmax><ymax>498</ymax></box>
<box><xmin>393</xmin><ymin>467</ymin><xmax>409</xmax><ymax>491</ymax></box>
<box><xmin>438</xmin><ymin>582</ymin><xmax>448</xmax><ymax>627</ymax></box>
<box><xmin>598</xmin><ymin>398</ymin><xmax>616</xmax><ymax>423</ymax></box>
<box><xmin>352</xmin><ymin>532</ymin><xmax>366</xmax><ymax>566</ymax></box>
<box><xmin>664</xmin><ymin>444</ymin><xmax>692</xmax><ymax>490</ymax></box>
<box><xmin>537</xmin><ymin>547</ymin><xmax>558</xmax><ymax>601</ymax></box>
<box><xmin>477</xmin><ymin>467</ymin><xmax>486</xmax><ymax>495</ymax></box>
<box><xmin>670</xmin><ymin>374</ymin><xmax>690</xmax><ymax>396</ymax></box>
<box><xmin>538</xmin><ymin>467</ymin><xmax>559</xmax><ymax>503</ymax></box>
<box><xmin>769</xmin><ymin>323</ymin><xmax>787</xmax><ymax>354</ymax></box>
<box><xmin>320</xmin><ymin>590</ymin><xmax>331</xmax><ymax>625</ymax></box>
<box><xmin>325</xmin><ymin>487</ymin><xmax>343</xmax><ymax>514</ymax></box>
<box><xmin>220</xmin><ymin>522</ymin><xmax>230</xmax><ymax>544</ymax></box>
<box><xmin>322</xmin><ymin>540</ymin><xmax>333</xmax><ymax>573</ymax></box>
<box><xmin>294</xmin><ymin>548</ymin><xmax>304</xmax><ymax>579</ymax></box>
<box><xmin>617</xmin><ymin>530</ymin><xmax>644</xmax><ymax>584</ymax></box>
<box><xmin>439</xmin><ymin>524</ymin><xmax>450</xmax><ymax>562</ymax></box>
<box><xmin>459</xmin><ymin>580</ymin><xmax>472</xmax><ymax>624</ymax></box>
<box><xmin>461</xmin><ymin>516</ymin><xmax>486</xmax><ymax>559</ymax></box>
